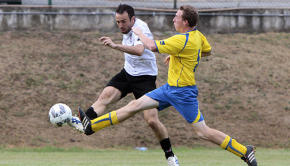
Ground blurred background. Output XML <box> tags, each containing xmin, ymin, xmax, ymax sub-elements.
<box><xmin>16</xmin><ymin>0</ymin><xmax>290</xmax><ymax>9</ymax></box>
<box><xmin>0</xmin><ymin>0</ymin><xmax>289</xmax><ymax>33</ymax></box>
<box><xmin>0</xmin><ymin>0</ymin><xmax>289</xmax><ymax>151</ymax></box>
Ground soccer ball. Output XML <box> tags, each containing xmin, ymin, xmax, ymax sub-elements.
<box><xmin>49</xmin><ymin>103</ymin><xmax>72</xmax><ymax>127</ymax></box>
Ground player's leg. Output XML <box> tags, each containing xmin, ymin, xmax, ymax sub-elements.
<box><xmin>168</xmin><ymin>85</ymin><xmax>257</xmax><ymax>166</ymax></box>
<box><xmin>143</xmin><ymin>109</ymin><xmax>168</xmax><ymax>140</ymax></box>
<box><xmin>131</xmin><ymin>75</ymin><xmax>177</xmax><ymax>164</ymax></box>
<box><xmin>143</xmin><ymin>109</ymin><xmax>179</xmax><ymax>166</ymax></box>
<box><xmin>192</xmin><ymin>121</ymin><xmax>245</xmax><ymax>153</ymax></box>
<box><xmin>167</xmin><ymin>84</ymin><xmax>245</xmax><ymax>153</ymax></box>
<box><xmin>115</xmin><ymin>95</ymin><xmax>159</xmax><ymax>122</ymax></box>
<box><xmin>85</xmin><ymin>69</ymin><xmax>129</xmax><ymax>120</ymax></box>
<box><xmin>192</xmin><ymin>121</ymin><xmax>257</xmax><ymax>166</ymax></box>
<box><xmin>85</xmin><ymin>86</ymin><xmax>121</xmax><ymax>119</ymax></box>
<box><xmin>79</xmin><ymin>83</ymin><xmax>172</xmax><ymax>135</ymax></box>
<box><xmin>79</xmin><ymin>95</ymin><xmax>159</xmax><ymax>134</ymax></box>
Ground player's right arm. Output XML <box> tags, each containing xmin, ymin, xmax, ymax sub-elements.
<box><xmin>200</xmin><ymin>32</ymin><xmax>212</xmax><ymax>57</ymax></box>
<box><xmin>132</xmin><ymin>27</ymin><xmax>157</xmax><ymax>52</ymax></box>
<box><xmin>154</xmin><ymin>35</ymin><xmax>186</xmax><ymax>55</ymax></box>
<box><xmin>133</xmin><ymin>27</ymin><xmax>185</xmax><ymax>55</ymax></box>
<box><xmin>99</xmin><ymin>36</ymin><xmax>145</xmax><ymax>56</ymax></box>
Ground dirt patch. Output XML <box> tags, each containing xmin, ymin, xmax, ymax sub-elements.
<box><xmin>0</xmin><ymin>31</ymin><xmax>289</xmax><ymax>148</ymax></box>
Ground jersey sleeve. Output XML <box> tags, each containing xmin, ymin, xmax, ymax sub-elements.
<box><xmin>133</xmin><ymin>32</ymin><xmax>143</xmax><ymax>46</ymax></box>
<box><xmin>200</xmin><ymin>33</ymin><xmax>211</xmax><ymax>53</ymax></box>
<box><xmin>155</xmin><ymin>34</ymin><xmax>186</xmax><ymax>55</ymax></box>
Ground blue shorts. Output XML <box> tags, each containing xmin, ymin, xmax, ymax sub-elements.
<box><xmin>146</xmin><ymin>83</ymin><xmax>204</xmax><ymax>123</ymax></box>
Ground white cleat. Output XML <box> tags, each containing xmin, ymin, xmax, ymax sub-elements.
<box><xmin>167</xmin><ymin>155</ymin><xmax>180</xmax><ymax>166</ymax></box>
<box><xmin>68</xmin><ymin>116</ymin><xmax>84</xmax><ymax>133</ymax></box>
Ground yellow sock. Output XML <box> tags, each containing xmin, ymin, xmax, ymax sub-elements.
<box><xmin>90</xmin><ymin>111</ymin><xmax>119</xmax><ymax>132</ymax></box>
<box><xmin>220</xmin><ymin>135</ymin><xmax>247</xmax><ymax>158</ymax></box>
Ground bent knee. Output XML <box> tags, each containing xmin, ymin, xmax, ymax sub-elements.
<box><xmin>195</xmin><ymin>128</ymin><xmax>214</xmax><ymax>140</ymax></box>
<box><xmin>127</xmin><ymin>100</ymin><xmax>143</xmax><ymax>110</ymax></box>
<box><xmin>195</xmin><ymin>131</ymin><xmax>208</xmax><ymax>140</ymax></box>
<box><xmin>145</xmin><ymin>117</ymin><xmax>160</xmax><ymax>128</ymax></box>
<box><xmin>97</xmin><ymin>87</ymin><xmax>121</xmax><ymax>104</ymax></box>
<box><xmin>143</xmin><ymin>109</ymin><xmax>159</xmax><ymax>124</ymax></box>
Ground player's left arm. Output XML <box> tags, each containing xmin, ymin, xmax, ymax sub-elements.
<box><xmin>99</xmin><ymin>36</ymin><xmax>144</xmax><ymax>56</ymax></box>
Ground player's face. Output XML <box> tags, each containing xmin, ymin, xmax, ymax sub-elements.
<box><xmin>173</xmin><ymin>10</ymin><xmax>186</xmax><ymax>33</ymax></box>
<box><xmin>115</xmin><ymin>12</ymin><xmax>135</xmax><ymax>34</ymax></box>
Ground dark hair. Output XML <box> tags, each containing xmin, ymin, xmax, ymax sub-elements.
<box><xmin>116</xmin><ymin>4</ymin><xmax>135</xmax><ymax>20</ymax></box>
<box><xmin>180</xmin><ymin>5</ymin><xmax>199</xmax><ymax>27</ymax></box>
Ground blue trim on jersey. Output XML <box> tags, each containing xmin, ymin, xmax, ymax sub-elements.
<box><xmin>180</xmin><ymin>33</ymin><xmax>189</xmax><ymax>52</ymax></box>
<box><xmin>186</xmin><ymin>27</ymin><xmax>197</xmax><ymax>32</ymax></box>
<box><xmin>176</xmin><ymin>33</ymin><xmax>189</xmax><ymax>87</ymax></box>
<box><xmin>193</xmin><ymin>49</ymin><xmax>201</xmax><ymax>72</ymax></box>
<box><xmin>176</xmin><ymin>64</ymin><xmax>184</xmax><ymax>87</ymax></box>
<box><xmin>154</xmin><ymin>41</ymin><xmax>159</xmax><ymax>53</ymax></box>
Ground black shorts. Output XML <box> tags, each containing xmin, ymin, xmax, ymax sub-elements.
<box><xmin>107</xmin><ymin>69</ymin><xmax>157</xmax><ymax>99</ymax></box>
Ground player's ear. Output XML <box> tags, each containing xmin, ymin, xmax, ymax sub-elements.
<box><xmin>131</xmin><ymin>16</ymin><xmax>136</xmax><ymax>24</ymax></box>
<box><xmin>183</xmin><ymin>19</ymin><xmax>189</xmax><ymax>27</ymax></box>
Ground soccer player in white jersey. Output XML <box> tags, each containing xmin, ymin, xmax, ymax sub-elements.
<box><xmin>78</xmin><ymin>4</ymin><xmax>179</xmax><ymax>166</ymax></box>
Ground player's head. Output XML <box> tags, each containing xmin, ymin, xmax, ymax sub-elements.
<box><xmin>115</xmin><ymin>4</ymin><xmax>136</xmax><ymax>34</ymax></box>
<box><xmin>173</xmin><ymin>5</ymin><xmax>199</xmax><ymax>32</ymax></box>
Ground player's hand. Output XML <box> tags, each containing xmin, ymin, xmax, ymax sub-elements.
<box><xmin>132</xmin><ymin>27</ymin><xmax>142</xmax><ymax>36</ymax></box>
<box><xmin>99</xmin><ymin>36</ymin><xmax>117</xmax><ymax>48</ymax></box>
<box><xmin>164</xmin><ymin>55</ymin><xmax>170</xmax><ymax>65</ymax></box>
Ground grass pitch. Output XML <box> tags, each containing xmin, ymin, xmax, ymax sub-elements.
<box><xmin>0</xmin><ymin>147</ymin><xmax>289</xmax><ymax>166</ymax></box>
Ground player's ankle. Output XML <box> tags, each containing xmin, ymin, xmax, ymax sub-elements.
<box><xmin>86</xmin><ymin>107</ymin><xmax>98</xmax><ymax>119</ymax></box>
<box><xmin>160</xmin><ymin>138</ymin><xmax>174</xmax><ymax>159</ymax></box>
<box><xmin>165</xmin><ymin>151</ymin><xmax>174</xmax><ymax>159</ymax></box>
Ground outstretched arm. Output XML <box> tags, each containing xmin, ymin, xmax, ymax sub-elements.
<box><xmin>132</xmin><ymin>27</ymin><xmax>157</xmax><ymax>52</ymax></box>
<box><xmin>99</xmin><ymin>36</ymin><xmax>145</xmax><ymax>56</ymax></box>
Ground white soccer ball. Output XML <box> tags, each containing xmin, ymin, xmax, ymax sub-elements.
<box><xmin>49</xmin><ymin>103</ymin><xmax>72</xmax><ymax>127</ymax></box>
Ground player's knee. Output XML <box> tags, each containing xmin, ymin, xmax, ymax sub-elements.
<box><xmin>127</xmin><ymin>100</ymin><xmax>143</xmax><ymax>111</ymax></box>
<box><xmin>145</xmin><ymin>117</ymin><xmax>159</xmax><ymax>129</ymax></box>
<box><xmin>195</xmin><ymin>130</ymin><xmax>207</xmax><ymax>140</ymax></box>
<box><xmin>97</xmin><ymin>87</ymin><xmax>120</xmax><ymax>105</ymax></box>
<box><xmin>96</xmin><ymin>94</ymin><xmax>111</xmax><ymax>106</ymax></box>
<box><xmin>195</xmin><ymin>128</ymin><xmax>212</xmax><ymax>140</ymax></box>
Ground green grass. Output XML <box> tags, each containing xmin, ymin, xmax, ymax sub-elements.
<box><xmin>0</xmin><ymin>147</ymin><xmax>289</xmax><ymax>166</ymax></box>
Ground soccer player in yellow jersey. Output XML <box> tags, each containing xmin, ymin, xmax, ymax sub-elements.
<box><xmin>79</xmin><ymin>5</ymin><xmax>257</xmax><ymax>166</ymax></box>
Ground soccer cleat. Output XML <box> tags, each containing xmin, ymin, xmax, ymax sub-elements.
<box><xmin>68</xmin><ymin>116</ymin><xmax>84</xmax><ymax>133</ymax></box>
<box><xmin>167</xmin><ymin>155</ymin><xmax>180</xmax><ymax>166</ymax></box>
<box><xmin>78</xmin><ymin>107</ymin><xmax>94</xmax><ymax>135</ymax></box>
<box><xmin>241</xmin><ymin>145</ymin><xmax>257</xmax><ymax>166</ymax></box>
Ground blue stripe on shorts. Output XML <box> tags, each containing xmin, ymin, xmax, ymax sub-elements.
<box><xmin>146</xmin><ymin>83</ymin><xmax>204</xmax><ymax>123</ymax></box>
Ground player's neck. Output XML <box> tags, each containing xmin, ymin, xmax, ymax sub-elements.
<box><xmin>179</xmin><ymin>26</ymin><xmax>192</xmax><ymax>33</ymax></box>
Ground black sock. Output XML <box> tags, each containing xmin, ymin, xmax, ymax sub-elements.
<box><xmin>85</xmin><ymin>107</ymin><xmax>98</xmax><ymax>119</ymax></box>
<box><xmin>160</xmin><ymin>138</ymin><xmax>174</xmax><ymax>159</ymax></box>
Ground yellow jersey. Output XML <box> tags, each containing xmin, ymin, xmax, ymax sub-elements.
<box><xmin>155</xmin><ymin>29</ymin><xmax>211</xmax><ymax>87</ymax></box>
